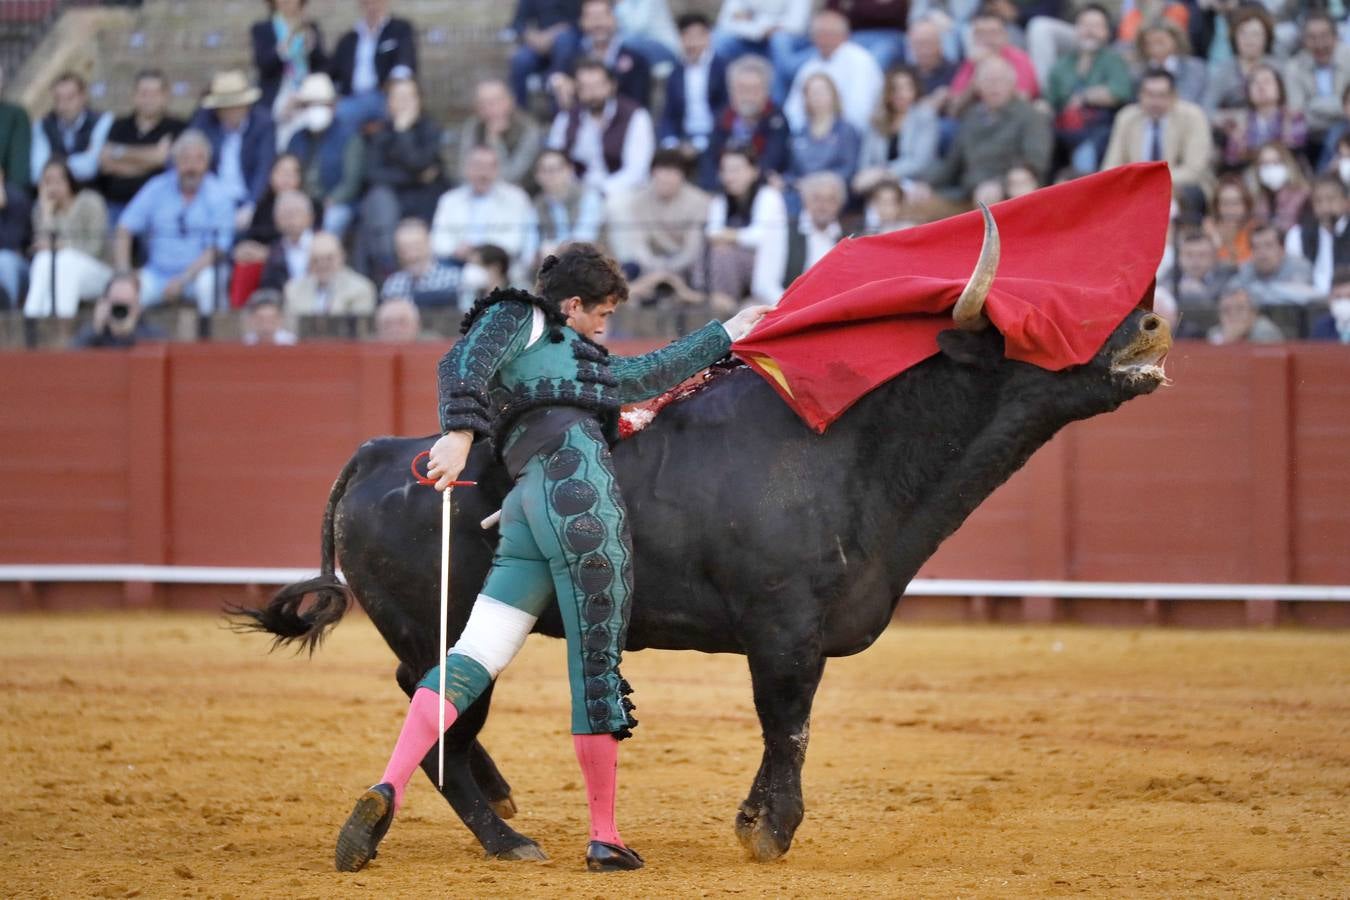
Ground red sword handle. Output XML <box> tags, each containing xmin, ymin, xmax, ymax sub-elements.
<box><xmin>411</xmin><ymin>450</ymin><xmax>477</xmax><ymax>488</ymax></box>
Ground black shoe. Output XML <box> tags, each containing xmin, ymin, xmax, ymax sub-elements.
<box><xmin>335</xmin><ymin>783</ymin><xmax>396</xmax><ymax>872</ymax></box>
<box><xmin>586</xmin><ymin>840</ymin><xmax>644</xmax><ymax>872</ymax></box>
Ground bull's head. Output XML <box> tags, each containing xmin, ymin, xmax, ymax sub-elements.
<box><xmin>938</xmin><ymin>204</ymin><xmax>1172</xmax><ymax>416</ymax></box>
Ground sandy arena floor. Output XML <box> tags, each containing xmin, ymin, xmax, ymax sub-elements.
<box><xmin>0</xmin><ymin>612</ymin><xmax>1346</xmax><ymax>898</ymax></box>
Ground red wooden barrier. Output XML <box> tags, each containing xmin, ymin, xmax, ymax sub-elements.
<box><xmin>1</xmin><ymin>341</ymin><xmax>1348</xmax><ymax>624</ymax></box>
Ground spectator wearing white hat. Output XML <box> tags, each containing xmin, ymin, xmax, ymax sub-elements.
<box><xmin>285</xmin><ymin>72</ymin><xmax>365</xmax><ymax>236</ymax></box>
<box><xmin>190</xmin><ymin>69</ymin><xmax>277</xmax><ymax>230</ymax></box>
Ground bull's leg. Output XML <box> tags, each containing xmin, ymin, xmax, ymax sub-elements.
<box><xmin>735</xmin><ymin>640</ymin><xmax>825</xmax><ymax>862</ymax></box>
<box><xmin>468</xmin><ymin>741</ymin><xmax>516</xmax><ymax>819</ymax></box>
<box><xmin>393</xmin><ymin>662</ymin><xmax>544</xmax><ymax>860</ymax></box>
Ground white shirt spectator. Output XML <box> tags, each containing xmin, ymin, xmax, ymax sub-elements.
<box><xmin>430</xmin><ymin>180</ymin><xmax>537</xmax><ymax>265</ymax></box>
<box><xmin>30</xmin><ymin>110</ymin><xmax>114</xmax><ymax>186</ymax></box>
<box><xmin>353</xmin><ymin>17</ymin><xmax>388</xmax><ymax>93</ymax></box>
<box><xmin>706</xmin><ymin>183</ymin><xmax>790</xmax><ymax>304</ymax></box>
<box><xmin>799</xmin><ymin>213</ymin><xmax>841</xmax><ymax>273</ymax></box>
<box><xmin>682</xmin><ymin>49</ymin><xmax>716</xmax><ymax>145</ymax></box>
<box><xmin>715</xmin><ymin>0</ymin><xmax>812</xmax><ymax>42</ymax></box>
<box><xmin>1285</xmin><ymin>216</ymin><xmax>1350</xmax><ymax>296</ymax></box>
<box><xmin>283</xmin><ymin>230</ymin><xmax>314</xmax><ymax>281</ymax></box>
<box><xmin>783</xmin><ymin>42</ymin><xmax>883</xmax><ymax>133</ymax></box>
<box><xmin>547</xmin><ymin>100</ymin><xmax>655</xmax><ymax>196</ymax></box>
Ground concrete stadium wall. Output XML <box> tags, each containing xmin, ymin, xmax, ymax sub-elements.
<box><xmin>2</xmin><ymin>341</ymin><xmax>1349</xmax><ymax>626</ymax></box>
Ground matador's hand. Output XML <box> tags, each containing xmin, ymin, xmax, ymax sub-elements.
<box><xmin>427</xmin><ymin>430</ymin><xmax>474</xmax><ymax>491</ymax></box>
<box><xmin>722</xmin><ymin>304</ymin><xmax>773</xmax><ymax>341</ymax></box>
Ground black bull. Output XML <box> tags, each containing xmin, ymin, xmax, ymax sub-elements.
<box><xmin>235</xmin><ymin>247</ymin><xmax>1173</xmax><ymax>863</ymax></box>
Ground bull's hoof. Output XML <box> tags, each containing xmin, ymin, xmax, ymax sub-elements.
<box><xmin>735</xmin><ymin>805</ymin><xmax>791</xmax><ymax>862</ymax></box>
<box><xmin>586</xmin><ymin>840</ymin><xmax>644</xmax><ymax>872</ymax></box>
<box><xmin>491</xmin><ymin>840</ymin><xmax>548</xmax><ymax>862</ymax></box>
<box><xmin>490</xmin><ymin>794</ymin><xmax>518</xmax><ymax>820</ymax></box>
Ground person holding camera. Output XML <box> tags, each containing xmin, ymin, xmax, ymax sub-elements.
<box><xmin>73</xmin><ymin>271</ymin><xmax>166</xmax><ymax>348</ymax></box>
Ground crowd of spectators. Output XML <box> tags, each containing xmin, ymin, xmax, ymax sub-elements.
<box><xmin>2</xmin><ymin>0</ymin><xmax>1350</xmax><ymax>349</ymax></box>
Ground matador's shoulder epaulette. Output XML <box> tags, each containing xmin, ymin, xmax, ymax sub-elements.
<box><xmin>460</xmin><ymin>287</ymin><xmax>569</xmax><ymax>343</ymax></box>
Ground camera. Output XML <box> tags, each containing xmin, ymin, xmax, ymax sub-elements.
<box><xmin>109</xmin><ymin>302</ymin><xmax>132</xmax><ymax>321</ymax></box>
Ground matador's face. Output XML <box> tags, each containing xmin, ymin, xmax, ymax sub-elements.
<box><xmin>564</xmin><ymin>296</ymin><xmax>620</xmax><ymax>343</ymax></box>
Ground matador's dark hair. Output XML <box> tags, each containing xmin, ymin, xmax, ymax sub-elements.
<box><xmin>535</xmin><ymin>243</ymin><xmax>629</xmax><ymax>308</ymax></box>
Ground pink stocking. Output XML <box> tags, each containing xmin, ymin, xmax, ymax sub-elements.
<box><xmin>380</xmin><ymin>687</ymin><xmax>458</xmax><ymax>811</ymax></box>
<box><xmin>573</xmin><ymin>733</ymin><xmax>624</xmax><ymax>846</ymax></box>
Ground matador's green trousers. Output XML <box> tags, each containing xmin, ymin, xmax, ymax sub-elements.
<box><xmin>418</xmin><ymin>418</ymin><xmax>636</xmax><ymax>736</ymax></box>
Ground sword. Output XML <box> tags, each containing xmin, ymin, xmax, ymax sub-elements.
<box><xmin>412</xmin><ymin>450</ymin><xmax>474</xmax><ymax>788</ymax></box>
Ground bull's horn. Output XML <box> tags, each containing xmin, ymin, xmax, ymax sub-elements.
<box><xmin>952</xmin><ymin>202</ymin><xmax>1001</xmax><ymax>332</ymax></box>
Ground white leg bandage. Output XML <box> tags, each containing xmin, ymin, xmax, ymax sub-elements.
<box><xmin>448</xmin><ymin>595</ymin><xmax>538</xmax><ymax>678</ymax></box>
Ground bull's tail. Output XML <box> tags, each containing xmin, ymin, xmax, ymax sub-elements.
<box><xmin>227</xmin><ymin>451</ymin><xmax>361</xmax><ymax>655</ymax></box>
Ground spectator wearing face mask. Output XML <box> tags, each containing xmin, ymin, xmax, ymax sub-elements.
<box><xmin>1284</xmin><ymin>176</ymin><xmax>1350</xmax><ymax>297</ymax></box>
<box><xmin>285</xmin><ymin>73</ymin><xmax>364</xmax><ymax>238</ymax></box>
<box><xmin>1308</xmin><ymin>272</ymin><xmax>1350</xmax><ymax>343</ymax></box>
<box><xmin>459</xmin><ymin>243</ymin><xmax>511</xmax><ymax>308</ymax></box>
<box><xmin>1246</xmin><ymin>141</ymin><xmax>1310</xmax><ymax>235</ymax></box>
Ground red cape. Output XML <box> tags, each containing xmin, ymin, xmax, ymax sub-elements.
<box><xmin>732</xmin><ymin>162</ymin><xmax>1172</xmax><ymax>433</ymax></box>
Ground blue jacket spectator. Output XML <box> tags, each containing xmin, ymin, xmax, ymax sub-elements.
<box><xmin>783</xmin><ymin>71</ymin><xmax>860</xmax><ymax>192</ymax></box>
<box><xmin>509</xmin><ymin>0</ymin><xmax>582</xmax><ymax>106</ymax></box>
<box><xmin>190</xmin><ymin>71</ymin><xmax>277</xmax><ymax>210</ymax></box>
<box><xmin>285</xmin><ymin>73</ymin><xmax>364</xmax><ymax>235</ymax></box>
<box><xmin>30</xmin><ymin>72</ymin><xmax>113</xmax><ymax>189</ymax></box>
<box><xmin>557</xmin><ymin>0</ymin><xmax>652</xmax><ymax>108</ymax></box>
<box><xmin>657</xmin><ymin>13</ymin><xmax>728</xmax><ymax>154</ymax></box>
<box><xmin>707</xmin><ymin>55</ymin><xmax>790</xmax><ymax>188</ymax></box>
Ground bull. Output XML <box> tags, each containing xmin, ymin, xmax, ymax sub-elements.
<box><xmin>234</xmin><ymin>211</ymin><xmax>1172</xmax><ymax>862</ymax></box>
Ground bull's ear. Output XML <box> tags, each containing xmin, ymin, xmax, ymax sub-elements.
<box><xmin>936</xmin><ymin>329</ymin><xmax>1001</xmax><ymax>369</ymax></box>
